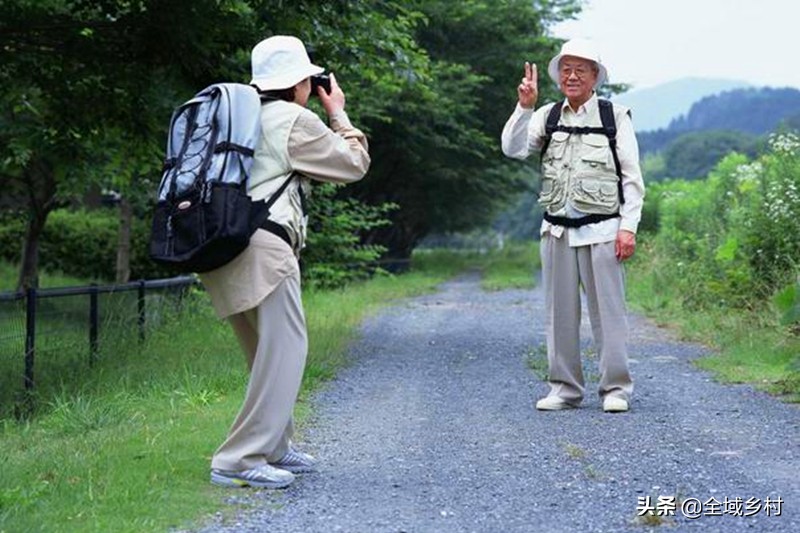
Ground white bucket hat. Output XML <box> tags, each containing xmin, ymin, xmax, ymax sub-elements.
<box><xmin>250</xmin><ymin>35</ymin><xmax>324</xmax><ymax>91</ymax></box>
<box><xmin>547</xmin><ymin>38</ymin><xmax>608</xmax><ymax>90</ymax></box>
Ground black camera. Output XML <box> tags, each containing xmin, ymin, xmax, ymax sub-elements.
<box><xmin>311</xmin><ymin>74</ymin><xmax>331</xmax><ymax>96</ymax></box>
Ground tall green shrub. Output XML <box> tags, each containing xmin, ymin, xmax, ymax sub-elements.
<box><xmin>643</xmin><ymin>132</ymin><xmax>800</xmax><ymax>312</ymax></box>
<box><xmin>0</xmin><ymin>208</ymin><xmax>173</xmax><ymax>282</ymax></box>
<box><xmin>742</xmin><ymin>134</ymin><xmax>800</xmax><ymax>289</ymax></box>
<box><xmin>0</xmin><ymin>192</ymin><xmax>396</xmax><ymax>288</ymax></box>
<box><xmin>304</xmin><ymin>183</ymin><xmax>395</xmax><ymax>290</ymax></box>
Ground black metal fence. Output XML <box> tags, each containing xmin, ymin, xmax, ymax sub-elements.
<box><xmin>0</xmin><ymin>276</ymin><xmax>198</xmax><ymax>417</ymax></box>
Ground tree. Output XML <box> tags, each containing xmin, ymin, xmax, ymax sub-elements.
<box><xmin>662</xmin><ymin>130</ymin><xmax>758</xmax><ymax>180</ymax></box>
<box><xmin>0</xmin><ymin>0</ymin><xmax>258</xmax><ymax>290</ymax></box>
<box><xmin>348</xmin><ymin>0</ymin><xmax>581</xmax><ymax>257</ymax></box>
<box><xmin>1</xmin><ymin>0</ymin><xmax>585</xmax><ymax>285</ymax></box>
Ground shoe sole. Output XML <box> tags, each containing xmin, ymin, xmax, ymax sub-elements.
<box><xmin>537</xmin><ymin>405</ymin><xmax>577</xmax><ymax>411</ymax></box>
<box><xmin>603</xmin><ymin>400</ymin><xmax>630</xmax><ymax>413</ymax></box>
<box><xmin>210</xmin><ymin>472</ymin><xmax>294</xmax><ymax>489</ymax></box>
<box><xmin>271</xmin><ymin>464</ymin><xmax>317</xmax><ymax>474</ymax></box>
<box><xmin>536</xmin><ymin>400</ymin><xmax>579</xmax><ymax>411</ymax></box>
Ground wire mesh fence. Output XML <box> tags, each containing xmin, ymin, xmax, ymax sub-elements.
<box><xmin>0</xmin><ymin>276</ymin><xmax>198</xmax><ymax>418</ymax></box>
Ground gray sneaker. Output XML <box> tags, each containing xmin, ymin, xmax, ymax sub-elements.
<box><xmin>210</xmin><ymin>464</ymin><xmax>295</xmax><ymax>489</ymax></box>
<box><xmin>271</xmin><ymin>448</ymin><xmax>317</xmax><ymax>473</ymax></box>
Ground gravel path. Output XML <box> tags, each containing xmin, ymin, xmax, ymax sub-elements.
<box><xmin>194</xmin><ymin>273</ymin><xmax>799</xmax><ymax>533</ymax></box>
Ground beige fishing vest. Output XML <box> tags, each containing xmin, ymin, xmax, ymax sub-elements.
<box><xmin>248</xmin><ymin>100</ymin><xmax>312</xmax><ymax>250</ymax></box>
<box><xmin>539</xmin><ymin>103</ymin><xmax>625</xmax><ymax>216</ymax></box>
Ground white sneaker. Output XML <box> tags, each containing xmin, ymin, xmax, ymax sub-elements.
<box><xmin>271</xmin><ymin>448</ymin><xmax>317</xmax><ymax>473</ymax></box>
<box><xmin>210</xmin><ymin>464</ymin><xmax>295</xmax><ymax>489</ymax></box>
<box><xmin>603</xmin><ymin>396</ymin><xmax>629</xmax><ymax>413</ymax></box>
<box><xmin>535</xmin><ymin>396</ymin><xmax>578</xmax><ymax>411</ymax></box>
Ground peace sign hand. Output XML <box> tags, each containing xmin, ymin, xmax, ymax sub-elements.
<box><xmin>518</xmin><ymin>62</ymin><xmax>539</xmax><ymax>109</ymax></box>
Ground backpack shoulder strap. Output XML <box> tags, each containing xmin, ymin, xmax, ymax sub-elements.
<box><xmin>597</xmin><ymin>98</ymin><xmax>617</xmax><ymax>139</ymax></box>
<box><xmin>598</xmin><ymin>98</ymin><xmax>625</xmax><ymax>205</ymax></box>
<box><xmin>249</xmin><ymin>172</ymin><xmax>297</xmax><ymax>232</ymax></box>
<box><xmin>540</xmin><ymin>101</ymin><xmax>564</xmax><ymax>160</ymax></box>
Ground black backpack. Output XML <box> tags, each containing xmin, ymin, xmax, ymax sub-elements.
<box><xmin>149</xmin><ymin>83</ymin><xmax>292</xmax><ymax>273</ymax></box>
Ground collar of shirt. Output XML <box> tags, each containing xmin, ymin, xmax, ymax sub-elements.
<box><xmin>561</xmin><ymin>91</ymin><xmax>598</xmax><ymax>117</ymax></box>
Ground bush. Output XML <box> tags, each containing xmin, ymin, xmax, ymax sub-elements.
<box><xmin>1</xmin><ymin>186</ymin><xmax>396</xmax><ymax>288</ymax></box>
<box><xmin>0</xmin><ymin>208</ymin><xmax>174</xmax><ymax>283</ymax></box>
<box><xmin>303</xmin><ymin>183</ymin><xmax>395</xmax><ymax>290</ymax></box>
<box><xmin>643</xmin><ymin>133</ymin><xmax>800</xmax><ymax>313</ymax></box>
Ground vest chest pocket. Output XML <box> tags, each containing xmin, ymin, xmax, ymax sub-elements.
<box><xmin>542</xmin><ymin>131</ymin><xmax>569</xmax><ymax>167</ymax></box>
<box><xmin>576</xmin><ymin>134</ymin><xmax>612</xmax><ymax>176</ymax></box>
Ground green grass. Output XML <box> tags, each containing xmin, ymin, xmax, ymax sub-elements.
<box><xmin>413</xmin><ymin>242</ymin><xmax>539</xmax><ymax>291</ymax></box>
<box><xmin>525</xmin><ymin>343</ymin><xmax>549</xmax><ymax>380</ymax></box>
<box><xmin>0</xmin><ymin>261</ymin><xmax>92</xmax><ymax>292</ymax></box>
<box><xmin>0</xmin><ymin>284</ymin><xmax>195</xmax><ymax>418</ymax></box>
<box><xmin>479</xmin><ymin>243</ymin><xmax>539</xmax><ymax>291</ymax></box>
<box><xmin>0</xmin><ymin>255</ymin><xmax>470</xmax><ymax>533</ymax></box>
<box><xmin>626</xmin><ymin>242</ymin><xmax>800</xmax><ymax>402</ymax></box>
<box><xmin>0</xmin><ymin>245</ymin><xmax>541</xmax><ymax>532</ymax></box>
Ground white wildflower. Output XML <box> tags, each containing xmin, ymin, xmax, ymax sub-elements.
<box><xmin>768</xmin><ymin>132</ymin><xmax>800</xmax><ymax>155</ymax></box>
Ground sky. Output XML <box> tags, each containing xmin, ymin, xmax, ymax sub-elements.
<box><xmin>551</xmin><ymin>0</ymin><xmax>799</xmax><ymax>91</ymax></box>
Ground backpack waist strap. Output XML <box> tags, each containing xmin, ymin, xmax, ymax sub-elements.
<box><xmin>259</xmin><ymin>219</ymin><xmax>292</xmax><ymax>249</ymax></box>
<box><xmin>543</xmin><ymin>212</ymin><xmax>619</xmax><ymax>228</ymax></box>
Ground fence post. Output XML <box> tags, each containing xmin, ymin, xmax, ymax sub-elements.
<box><xmin>138</xmin><ymin>280</ymin><xmax>146</xmax><ymax>343</ymax></box>
<box><xmin>24</xmin><ymin>287</ymin><xmax>36</xmax><ymax>393</ymax></box>
<box><xmin>15</xmin><ymin>287</ymin><xmax>39</xmax><ymax>418</ymax></box>
<box><xmin>89</xmin><ymin>283</ymin><xmax>98</xmax><ymax>366</ymax></box>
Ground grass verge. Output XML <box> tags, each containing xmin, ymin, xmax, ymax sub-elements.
<box><xmin>0</xmin><ymin>255</ymin><xmax>469</xmax><ymax>533</ymax></box>
<box><xmin>413</xmin><ymin>242</ymin><xmax>539</xmax><ymax>291</ymax></box>
<box><xmin>626</xmin><ymin>241</ymin><xmax>800</xmax><ymax>402</ymax></box>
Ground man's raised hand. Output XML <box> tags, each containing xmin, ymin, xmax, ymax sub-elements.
<box><xmin>518</xmin><ymin>62</ymin><xmax>538</xmax><ymax>109</ymax></box>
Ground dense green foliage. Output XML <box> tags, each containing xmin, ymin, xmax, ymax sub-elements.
<box><xmin>348</xmin><ymin>0</ymin><xmax>578</xmax><ymax>257</ymax></box>
<box><xmin>645</xmin><ymin>130</ymin><xmax>760</xmax><ymax>181</ymax></box>
<box><xmin>0</xmin><ymin>209</ymin><xmax>170</xmax><ymax>281</ymax></box>
<box><xmin>629</xmin><ymin>132</ymin><xmax>800</xmax><ymax>399</ymax></box>
<box><xmin>0</xmin><ymin>0</ymin><xmax>257</xmax><ymax>289</ymax></box>
<box><xmin>639</xmin><ymin>132</ymin><xmax>800</xmax><ymax>314</ymax></box>
<box><xmin>0</xmin><ymin>0</ymin><xmax>578</xmax><ymax>289</ymax></box>
<box><xmin>303</xmin><ymin>183</ymin><xmax>396</xmax><ymax>290</ymax></box>
<box><xmin>0</xmin><ymin>192</ymin><xmax>395</xmax><ymax>286</ymax></box>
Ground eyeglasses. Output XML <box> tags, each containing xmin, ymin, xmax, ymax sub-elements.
<box><xmin>559</xmin><ymin>65</ymin><xmax>593</xmax><ymax>79</ymax></box>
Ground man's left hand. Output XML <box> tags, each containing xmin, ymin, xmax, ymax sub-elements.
<box><xmin>615</xmin><ymin>230</ymin><xmax>636</xmax><ymax>261</ymax></box>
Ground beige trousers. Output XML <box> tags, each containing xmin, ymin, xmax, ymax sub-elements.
<box><xmin>211</xmin><ymin>273</ymin><xmax>308</xmax><ymax>471</ymax></box>
<box><xmin>540</xmin><ymin>232</ymin><xmax>633</xmax><ymax>403</ymax></box>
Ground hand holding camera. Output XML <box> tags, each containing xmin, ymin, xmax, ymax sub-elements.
<box><xmin>313</xmin><ymin>72</ymin><xmax>345</xmax><ymax>117</ymax></box>
<box><xmin>311</xmin><ymin>74</ymin><xmax>331</xmax><ymax>95</ymax></box>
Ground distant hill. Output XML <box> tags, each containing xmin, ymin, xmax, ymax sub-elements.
<box><xmin>637</xmin><ymin>86</ymin><xmax>800</xmax><ymax>155</ymax></box>
<box><xmin>612</xmin><ymin>77</ymin><xmax>751</xmax><ymax>132</ymax></box>
<box><xmin>668</xmin><ymin>87</ymin><xmax>800</xmax><ymax>134</ymax></box>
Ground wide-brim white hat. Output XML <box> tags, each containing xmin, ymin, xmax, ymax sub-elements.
<box><xmin>250</xmin><ymin>35</ymin><xmax>324</xmax><ymax>91</ymax></box>
<box><xmin>547</xmin><ymin>38</ymin><xmax>608</xmax><ymax>90</ymax></box>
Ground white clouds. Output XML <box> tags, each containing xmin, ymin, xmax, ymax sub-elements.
<box><xmin>552</xmin><ymin>0</ymin><xmax>798</xmax><ymax>90</ymax></box>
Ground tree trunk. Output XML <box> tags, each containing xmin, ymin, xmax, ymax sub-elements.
<box><xmin>115</xmin><ymin>196</ymin><xmax>132</xmax><ymax>283</ymax></box>
<box><xmin>17</xmin><ymin>212</ymin><xmax>46</xmax><ymax>291</ymax></box>
<box><xmin>16</xmin><ymin>159</ymin><xmax>57</xmax><ymax>292</ymax></box>
<box><xmin>365</xmin><ymin>216</ymin><xmax>422</xmax><ymax>272</ymax></box>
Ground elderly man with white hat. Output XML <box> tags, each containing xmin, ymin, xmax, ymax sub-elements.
<box><xmin>501</xmin><ymin>39</ymin><xmax>645</xmax><ymax>413</ymax></box>
<box><xmin>201</xmin><ymin>35</ymin><xmax>370</xmax><ymax>489</ymax></box>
